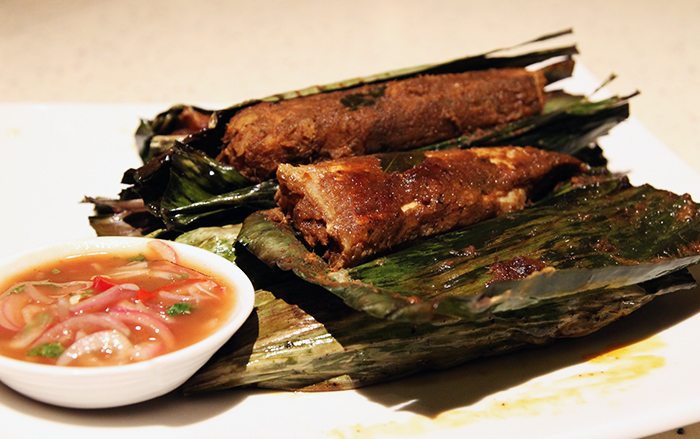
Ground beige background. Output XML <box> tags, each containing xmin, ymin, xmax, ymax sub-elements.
<box><xmin>2</xmin><ymin>1</ymin><xmax>699</xmax><ymax>437</ymax></box>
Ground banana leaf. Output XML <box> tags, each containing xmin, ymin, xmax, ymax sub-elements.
<box><xmin>175</xmin><ymin>224</ymin><xmax>241</xmax><ymax>262</ymax></box>
<box><xmin>85</xmin><ymin>197</ymin><xmax>163</xmax><ymax>237</ymax></box>
<box><xmin>181</xmin><ymin>249</ymin><xmax>696</xmax><ymax>392</ymax></box>
<box><xmin>422</xmin><ymin>92</ymin><xmax>634</xmax><ymax>155</ymax></box>
<box><xmin>135</xmin><ymin>105</ymin><xmax>213</xmax><ymax>163</ymax></box>
<box><xmin>239</xmin><ymin>177</ymin><xmax>700</xmax><ymax>323</ymax></box>
<box><xmin>161</xmin><ymin>204</ymin><xmax>698</xmax><ymax>392</ymax></box>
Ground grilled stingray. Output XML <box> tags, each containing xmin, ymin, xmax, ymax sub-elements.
<box><xmin>89</xmin><ymin>31</ymin><xmax>634</xmax><ymax>236</ymax></box>
<box><xmin>276</xmin><ymin>147</ymin><xmax>583</xmax><ymax>268</ymax></box>
<box><xmin>219</xmin><ymin>68</ymin><xmax>548</xmax><ymax>181</ymax></box>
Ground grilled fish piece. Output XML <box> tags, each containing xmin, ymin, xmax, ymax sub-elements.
<box><xmin>218</xmin><ymin>68</ymin><xmax>547</xmax><ymax>181</ymax></box>
<box><xmin>276</xmin><ymin>146</ymin><xmax>583</xmax><ymax>268</ymax></box>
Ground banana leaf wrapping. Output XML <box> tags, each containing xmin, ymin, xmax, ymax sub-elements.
<box><xmin>175</xmin><ymin>226</ymin><xmax>697</xmax><ymax>393</ymax></box>
<box><xmin>239</xmin><ymin>177</ymin><xmax>700</xmax><ymax>323</ymax></box>
<box><xmin>87</xmin><ymin>30</ymin><xmax>633</xmax><ymax>236</ymax></box>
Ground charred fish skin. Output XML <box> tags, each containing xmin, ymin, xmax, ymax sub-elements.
<box><xmin>276</xmin><ymin>147</ymin><xmax>583</xmax><ymax>269</ymax></box>
<box><xmin>218</xmin><ymin>68</ymin><xmax>546</xmax><ymax>182</ymax></box>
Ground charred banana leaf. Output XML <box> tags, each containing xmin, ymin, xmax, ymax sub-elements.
<box><xmin>167</xmin><ymin>203</ymin><xmax>698</xmax><ymax>392</ymax></box>
<box><xmin>424</xmin><ymin>92</ymin><xmax>633</xmax><ymax>155</ymax></box>
<box><xmin>239</xmin><ymin>177</ymin><xmax>700</xmax><ymax>323</ymax></box>
<box><xmin>135</xmin><ymin>105</ymin><xmax>213</xmax><ymax>162</ymax></box>
<box><xmin>182</xmin><ymin>266</ymin><xmax>695</xmax><ymax>393</ymax></box>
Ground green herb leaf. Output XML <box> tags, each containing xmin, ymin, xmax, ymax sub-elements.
<box><xmin>27</xmin><ymin>343</ymin><xmax>64</xmax><ymax>358</ymax></box>
<box><xmin>167</xmin><ymin>303</ymin><xmax>193</xmax><ymax>316</ymax></box>
<box><xmin>50</xmin><ymin>268</ymin><xmax>61</xmax><ymax>275</ymax></box>
<box><xmin>129</xmin><ymin>254</ymin><xmax>146</xmax><ymax>262</ymax></box>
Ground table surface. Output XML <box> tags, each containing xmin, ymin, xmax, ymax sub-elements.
<box><xmin>2</xmin><ymin>1</ymin><xmax>699</xmax><ymax>438</ymax></box>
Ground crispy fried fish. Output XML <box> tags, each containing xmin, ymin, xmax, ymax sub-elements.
<box><xmin>218</xmin><ymin>68</ymin><xmax>547</xmax><ymax>181</ymax></box>
<box><xmin>276</xmin><ymin>147</ymin><xmax>583</xmax><ymax>268</ymax></box>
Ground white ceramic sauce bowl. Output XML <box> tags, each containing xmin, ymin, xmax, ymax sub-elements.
<box><xmin>0</xmin><ymin>237</ymin><xmax>254</xmax><ymax>409</ymax></box>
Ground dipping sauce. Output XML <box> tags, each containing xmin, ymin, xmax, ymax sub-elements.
<box><xmin>0</xmin><ymin>241</ymin><xmax>234</xmax><ymax>367</ymax></box>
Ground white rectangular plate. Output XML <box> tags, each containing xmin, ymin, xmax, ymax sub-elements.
<box><xmin>0</xmin><ymin>68</ymin><xmax>699</xmax><ymax>439</ymax></box>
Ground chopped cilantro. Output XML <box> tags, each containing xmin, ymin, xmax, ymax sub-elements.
<box><xmin>9</xmin><ymin>285</ymin><xmax>25</xmax><ymax>295</ymax></box>
<box><xmin>167</xmin><ymin>303</ymin><xmax>193</xmax><ymax>316</ymax></box>
<box><xmin>129</xmin><ymin>254</ymin><xmax>146</xmax><ymax>262</ymax></box>
<box><xmin>27</xmin><ymin>343</ymin><xmax>64</xmax><ymax>358</ymax></box>
<box><xmin>50</xmin><ymin>268</ymin><xmax>61</xmax><ymax>275</ymax></box>
<box><xmin>177</xmin><ymin>273</ymin><xmax>190</xmax><ymax>280</ymax></box>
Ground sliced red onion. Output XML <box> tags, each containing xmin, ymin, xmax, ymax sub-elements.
<box><xmin>113</xmin><ymin>299</ymin><xmax>147</xmax><ymax>312</ymax></box>
<box><xmin>105</xmin><ymin>269</ymin><xmax>149</xmax><ymax>279</ymax></box>
<box><xmin>148</xmin><ymin>260</ymin><xmax>203</xmax><ymax>278</ymax></box>
<box><xmin>130</xmin><ymin>341</ymin><xmax>164</xmax><ymax>362</ymax></box>
<box><xmin>114</xmin><ymin>261</ymin><xmax>148</xmax><ymax>271</ymax></box>
<box><xmin>0</xmin><ymin>296</ymin><xmax>23</xmax><ymax>331</ymax></box>
<box><xmin>148</xmin><ymin>240</ymin><xmax>178</xmax><ymax>264</ymax></box>
<box><xmin>20</xmin><ymin>303</ymin><xmax>42</xmax><ymax>327</ymax></box>
<box><xmin>10</xmin><ymin>312</ymin><xmax>54</xmax><ymax>349</ymax></box>
<box><xmin>31</xmin><ymin>313</ymin><xmax>131</xmax><ymax>348</ymax></box>
<box><xmin>192</xmin><ymin>280</ymin><xmax>221</xmax><ymax>298</ymax></box>
<box><xmin>56</xmin><ymin>296</ymin><xmax>70</xmax><ymax>320</ymax></box>
<box><xmin>53</xmin><ymin>281</ymin><xmax>93</xmax><ymax>296</ymax></box>
<box><xmin>157</xmin><ymin>279</ymin><xmax>219</xmax><ymax>304</ymax></box>
<box><xmin>56</xmin><ymin>330</ymin><xmax>133</xmax><ymax>366</ymax></box>
<box><xmin>110</xmin><ymin>269</ymin><xmax>180</xmax><ymax>282</ymax></box>
<box><xmin>0</xmin><ymin>310</ymin><xmax>16</xmax><ymax>331</ymax></box>
<box><xmin>24</xmin><ymin>283</ymin><xmax>53</xmax><ymax>304</ymax></box>
<box><xmin>70</xmin><ymin>283</ymin><xmax>138</xmax><ymax>314</ymax></box>
<box><xmin>1</xmin><ymin>294</ymin><xmax>30</xmax><ymax>331</ymax></box>
<box><xmin>158</xmin><ymin>291</ymin><xmax>199</xmax><ymax>303</ymax></box>
<box><xmin>105</xmin><ymin>261</ymin><xmax>148</xmax><ymax>279</ymax></box>
<box><xmin>112</xmin><ymin>302</ymin><xmax>170</xmax><ymax>323</ymax></box>
<box><xmin>109</xmin><ymin>308</ymin><xmax>175</xmax><ymax>349</ymax></box>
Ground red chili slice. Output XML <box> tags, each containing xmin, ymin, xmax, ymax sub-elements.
<box><xmin>136</xmin><ymin>289</ymin><xmax>156</xmax><ymax>302</ymax></box>
<box><xmin>91</xmin><ymin>276</ymin><xmax>117</xmax><ymax>293</ymax></box>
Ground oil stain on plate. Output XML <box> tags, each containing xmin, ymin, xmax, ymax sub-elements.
<box><xmin>332</xmin><ymin>336</ymin><xmax>666</xmax><ymax>438</ymax></box>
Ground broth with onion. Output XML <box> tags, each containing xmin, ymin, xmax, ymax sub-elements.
<box><xmin>0</xmin><ymin>241</ymin><xmax>234</xmax><ymax>367</ymax></box>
